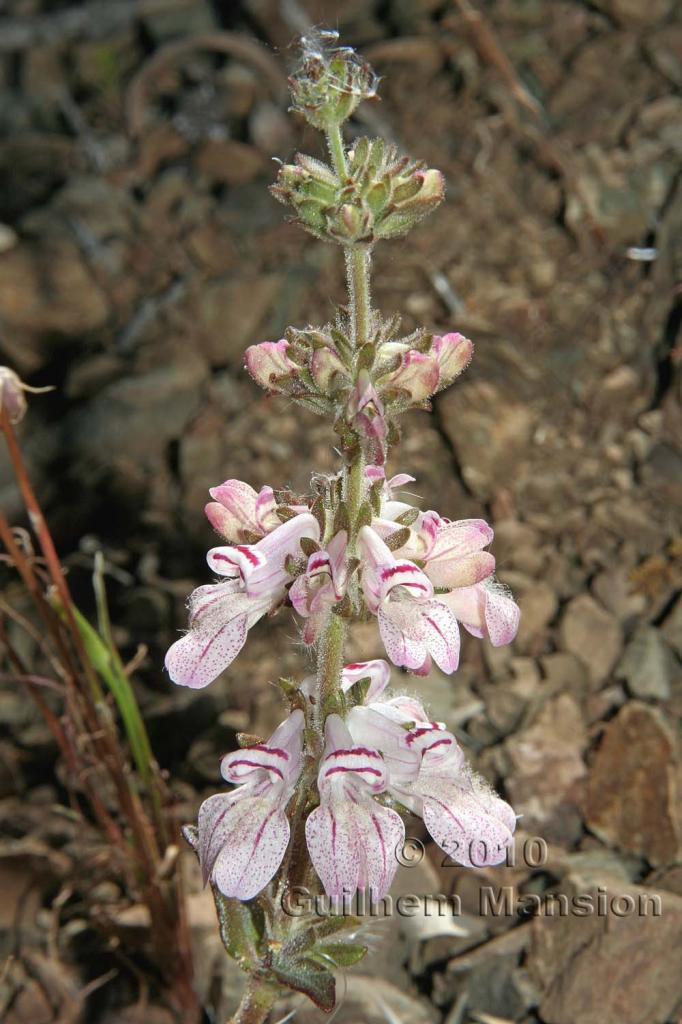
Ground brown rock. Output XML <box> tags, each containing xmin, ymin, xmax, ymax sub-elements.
<box><xmin>437</xmin><ymin>381</ymin><xmax>534</xmax><ymax>501</ymax></box>
<box><xmin>0</xmin><ymin>238</ymin><xmax>109</xmax><ymax>335</ymax></box>
<box><xmin>505</xmin><ymin>694</ymin><xmax>587</xmax><ymax>843</ymax></box>
<box><xmin>194</xmin><ymin>139</ymin><xmax>266</xmax><ymax>185</ymax></box>
<box><xmin>516</xmin><ymin>582</ymin><xmax>558</xmax><ymax>651</ymax></box>
<box><xmin>559</xmin><ymin>594</ymin><xmax>623</xmax><ymax>686</ymax></box>
<box><xmin>583</xmin><ymin>702</ymin><xmax>681</xmax><ymax>866</ymax></box>
<box><xmin>528</xmin><ymin>877</ymin><xmax>682</xmax><ymax>1024</ymax></box>
<box><xmin>197</xmin><ymin>273</ymin><xmax>283</xmax><ymax>365</ymax></box>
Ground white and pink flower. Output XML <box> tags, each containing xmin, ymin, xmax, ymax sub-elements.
<box><xmin>432</xmin><ymin>332</ymin><xmax>473</xmax><ymax>391</ymax></box>
<box><xmin>365</xmin><ymin>471</ymin><xmax>520</xmax><ymax>657</ymax></box>
<box><xmin>165</xmin><ymin>512</ymin><xmax>319</xmax><ymax>688</ymax></box>
<box><xmin>347</xmin><ymin>369</ymin><xmax>387</xmax><ymax>444</ymax></box>
<box><xmin>305</xmin><ymin>714</ymin><xmax>405</xmax><ymax>900</ymax></box>
<box><xmin>197</xmin><ymin>710</ymin><xmax>304</xmax><ymax>900</ymax></box>
<box><xmin>358</xmin><ymin>524</ymin><xmax>461</xmax><ymax>675</ymax></box>
<box><xmin>344</xmin><ymin>664</ymin><xmax>516</xmax><ymax>868</ymax></box>
<box><xmin>289</xmin><ymin>530</ymin><xmax>348</xmax><ymax>644</ymax></box>
<box><xmin>205</xmin><ymin>479</ymin><xmax>280</xmax><ymax>543</ymax></box>
<box><xmin>244</xmin><ymin>338</ymin><xmax>298</xmax><ymax>392</ymax></box>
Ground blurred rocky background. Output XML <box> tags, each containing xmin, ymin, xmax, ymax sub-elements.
<box><xmin>0</xmin><ymin>0</ymin><xmax>681</xmax><ymax>1022</ymax></box>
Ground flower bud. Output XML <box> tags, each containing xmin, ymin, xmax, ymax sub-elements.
<box><xmin>374</xmin><ymin>169</ymin><xmax>445</xmax><ymax>240</ymax></box>
<box><xmin>289</xmin><ymin>32</ymin><xmax>378</xmax><ymax>130</ymax></box>
<box><xmin>310</xmin><ymin>346</ymin><xmax>349</xmax><ymax>394</ymax></box>
<box><xmin>432</xmin><ymin>332</ymin><xmax>473</xmax><ymax>391</ymax></box>
<box><xmin>347</xmin><ymin>369</ymin><xmax>387</xmax><ymax>444</ymax></box>
<box><xmin>0</xmin><ymin>366</ymin><xmax>27</xmax><ymax>424</ymax></box>
<box><xmin>244</xmin><ymin>340</ymin><xmax>298</xmax><ymax>393</ymax></box>
<box><xmin>377</xmin><ymin>350</ymin><xmax>439</xmax><ymax>406</ymax></box>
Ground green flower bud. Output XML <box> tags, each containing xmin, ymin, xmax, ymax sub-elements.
<box><xmin>289</xmin><ymin>31</ymin><xmax>378</xmax><ymax>130</ymax></box>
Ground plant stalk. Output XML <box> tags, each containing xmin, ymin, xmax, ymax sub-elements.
<box><xmin>229</xmin><ymin>978</ymin><xmax>280</xmax><ymax>1024</ymax></box>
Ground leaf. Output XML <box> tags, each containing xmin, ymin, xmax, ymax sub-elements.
<box><xmin>357</xmin><ymin>343</ymin><xmax>376</xmax><ymax>370</ymax></box>
<box><xmin>385</xmin><ymin>527</ymin><xmax>411</xmax><ymax>552</ymax></box>
<box><xmin>395</xmin><ymin>507</ymin><xmax>420</xmax><ymax>527</ymax></box>
<box><xmin>356</xmin><ymin>502</ymin><xmax>373</xmax><ymax>531</ymax></box>
<box><xmin>320</xmin><ymin>914</ymin><xmax>363</xmax><ymax>936</ymax></box>
<box><xmin>300</xmin><ymin>536</ymin><xmax>321</xmax><ymax>557</ymax></box>
<box><xmin>309</xmin><ymin>942</ymin><xmax>368</xmax><ymax>968</ymax></box>
<box><xmin>369</xmin><ymin>479</ymin><xmax>383</xmax><ymax>516</ymax></box>
<box><xmin>271</xmin><ymin>954</ymin><xmax>336</xmax><ymax>1013</ymax></box>
<box><xmin>213</xmin><ymin>888</ymin><xmax>266</xmax><ymax>964</ymax></box>
<box><xmin>236</xmin><ymin>732</ymin><xmax>266</xmax><ymax>748</ymax></box>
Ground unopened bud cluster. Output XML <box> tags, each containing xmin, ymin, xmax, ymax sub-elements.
<box><xmin>288</xmin><ymin>31</ymin><xmax>378</xmax><ymax>130</ymax></box>
<box><xmin>245</xmin><ymin>326</ymin><xmax>472</xmax><ymax>464</ymax></box>
<box><xmin>272</xmin><ymin>139</ymin><xmax>445</xmax><ymax>244</ymax></box>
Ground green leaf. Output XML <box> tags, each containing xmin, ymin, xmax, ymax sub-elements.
<box><xmin>385</xmin><ymin>527</ymin><xmax>411</xmax><ymax>552</ymax></box>
<box><xmin>357</xmin><ymin>343</ymin><xmax>376</xmax><ymax>370</ymax></box>
<box><xmin>309</xmin><ymin>942</ymin><xmax>368</xmax><ymax>968</ymax></box>
<box><xmin>213</xmin><ymin>888</ymin><xmax>266</xmax><ymax>963</ymax></box>
<box><xmin>70</xmin><ymin>591</ymin><xmax>155</xmax><ymax>796</ymax></box>
<box><xmin>271</xmin><ymin>955</ymin><xmax>336</xmax><ymax>1012</ymax></box>
<box><xmin>311</xmin><ymin>914</ymin><xmax>364</xmax><ymax>941</ymax></box>
<box><xmin>300</xmin><ymin>536</ymin><xmax>321</xmax><ymax>557</ymax></box>
<box><xmin>395</xmin><ymin>507</ymin><xmax>420</xmax><ymax>527</ymax></box>
<box><xmin>368</xmin><ymin>480</ymin><xmax>383</xmax><ymax>516</ymax></box>
<box><xmin>356</xmin><ymin>502</ymin><xmax>373</xmax><ymax>531</ymax></box>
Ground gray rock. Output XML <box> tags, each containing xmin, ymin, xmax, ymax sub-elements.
<box><xmin>559</xmin><ymin>595</ymin><xmax>623</xmax><ymax>687</ymax></box>
<box><xmin>615</xmin><ymin>626</ymin><xmax>678</xmax><ymax>700</ymax></box>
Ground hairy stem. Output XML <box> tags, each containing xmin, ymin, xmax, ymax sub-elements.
<box><xmin>346</xmin><ymin>246</ymin><xmax>371</xmax><ymax>350</ymax></box>
<box><xmin>315</xmin><ymin>610</ymin><xmax>346</xmax><ymax>726</ymax></box>
<box><xmin>229</xmin><ymin>978</ymin><xmax>280</xmax><ymax>1024</ymax></box>
<box><xmin>326</xmin><ymin>121</ymin><xmax>347</xmax><ymax>178</ymax></box>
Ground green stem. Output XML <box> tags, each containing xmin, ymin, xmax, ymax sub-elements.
<box><xmin>325</xmin><ymin>122</ymin><xmax>347</xmax><ymax>178</ymax></box>
<box><xmin>315</xmin><ymin>612</ymin><xmax>346</xmax><ymax>727</ymax></box>
<box><xmin>229</xmin><ymin>978</ymin><xmax>280</xmax><ymax>1024</ymax></box>
<box><xmin>346</xmin><ymin>245</ymin><xmax>371</xmax><ymax>349</ymax></box>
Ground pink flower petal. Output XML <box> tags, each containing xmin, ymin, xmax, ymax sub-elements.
<box><xmin>211</xmin><ymin>796</ymin><xmax>291</xmax><ymax>900</ymax></box>
<box><xmin>341</xmin><ymin>660</ymin><xmax>391</xmax><ymax>701</ymax></box>
<box><xmin>421</xmin><ymin>785</ymin><xmax>515</xmax><ymax>868</ymax></box>
<box><xmin>305</xmin><ymin>803</ymin><xmax>360</xmax><ymax>899</ymax></box>
<box><xmin>418</xmin><ymin>600</ymin><xmax>461</xmax><ymax>674</ymax></box>
<box><xmin>206</xmin><ymin>479</ymin><xmax>259</xmax><ymax>539</ymax></box>
<box><xmin>378</xmin><ymin>350</ymin><xmax>439</xmax><ymax>403</ymax></box>
<box><xmin>254</xmin><ymin>485</ymin><xmax>279</xmax><ymax>532</ymax></box>
<box><xmin>221</xmin><ymin>709</ymin><xmax>304</xmax><ymax>785</ymax></box>
<box><xmin>318</xmin><ymin>715</ymin><xmax>387</xmax><ymax>796</ymax></box>
<box><xmin>432</xmin><ymin>332</ymin><xmax>473</xmax><ymax>389</ymax></box>
<box><xmin>378</xmin><ymin>607</ymin><xmax>428</xmax><ymax>672</ymax></box>
<box><xmin>244</xmin><ymin>339</ymin><xmax>296</xmax><ymax>391</ymax></box>
<box><xmin>207</xmin><ymin>543</ymin><xmax>268</xmax><ymax>580</ymax></box>
<box><xmin>165</xmin><ymin>611</ymin><xmax>249</xmax><ymax>689</ymax></box>
<box><xmin>305</xmin><ymin>799</ymin><xmax>404</xmax><ymax>901</ymax></box>
<box><xmin>427</xmin><ymin>550</ymin><xmax>495</xmax><ymax>590</ymax></box>
<box><xmin>355</xmin><ymin>802</ymin><xmax>404</xmax><ymax>899</ymax></box>
<box><xmin>429</xmin><ymin>519</ymin><xmax>494</xmax><ymax>562</ymax></box>
<box><xmin>310</xmin><ymin>346</ymin><xmax>349</xmax><ymax>392</ymax></box>
<box><xmin>484</xmin><ymin>584</ymin><xmax>521</xmax><ymax>646</ymax></box>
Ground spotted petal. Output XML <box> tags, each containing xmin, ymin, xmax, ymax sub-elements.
<box><xmin>165</xmin><ymin>585</ymin><xmax>268</xmax><ymax>688</ymax></box>
<box><xmin>305</xmin><ymin>798</ymin><xmax>404</xmax><ymax>900</ymax></box>
<box><xmin>209</xmin><ymin>794</ymin><xmax>292</xmax><ymax>900</ymax></box>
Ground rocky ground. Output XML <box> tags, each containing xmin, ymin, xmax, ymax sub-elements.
<box><xmin>0</xmin><ymin>0</ymin><xmax>681</xmax><ymax>1022</ymax></box>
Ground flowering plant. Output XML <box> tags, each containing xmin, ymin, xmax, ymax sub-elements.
<box><xmin>167</xmin><ymin>32</ymin><xmax>520</xmax><ymax>1023</ymax></box>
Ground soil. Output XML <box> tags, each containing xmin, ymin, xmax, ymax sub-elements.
<box><xmin>0</xmin><ymin>1</ymin><xmax>681</xmax><ymax>1022</ymax></box>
